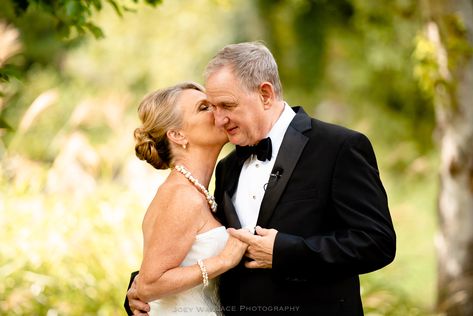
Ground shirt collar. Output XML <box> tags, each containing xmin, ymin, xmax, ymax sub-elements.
<box><xmin>266</xmin><ymin>102</ymin><xmax>296</xmax><ymax>160</ymax></box>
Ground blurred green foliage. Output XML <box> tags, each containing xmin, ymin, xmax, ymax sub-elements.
<box><xmin>0</xmin><ymin>0</ymin><xmax>440</xmax><ymax>314</ymax></box>
<box><xmin>0</xmin><ymin>0</ymin><xmax>161</xmax><ymax>136</ymax></box>
<box><xmin>254</xmin><ymin>0</ymin><xmax>434</xmax><ymax>156</ymax></box>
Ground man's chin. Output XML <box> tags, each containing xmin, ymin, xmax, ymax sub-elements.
<box><xmin>228</xmin><ymin>136</ymin><xmax>242</xmax><ymax>146</ymax></box>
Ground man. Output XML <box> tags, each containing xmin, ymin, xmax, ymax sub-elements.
<box><xmin>126</xmin><ymin>41</ymin><xmax>396</xmax><ymax>315</ymax></box>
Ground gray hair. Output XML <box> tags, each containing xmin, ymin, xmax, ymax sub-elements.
<box><xmin>204</xmin><ymin>41</ymin><xmax>283</xmax><ymax>100</ymax></box>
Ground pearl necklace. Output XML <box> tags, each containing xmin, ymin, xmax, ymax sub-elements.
<box><xmin>174</xmin><ymin>165</ymin><xmax>217</xmax><ymax>213</ymax></box>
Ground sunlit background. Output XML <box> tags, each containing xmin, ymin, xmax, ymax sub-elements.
<box><xmin>0</xmin><ymin>0</ymin><xmax>449</xmax><ymax>315</ymax></box>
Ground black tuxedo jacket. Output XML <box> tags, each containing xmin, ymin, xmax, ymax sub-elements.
<box><xmin>213</xmin><ymin>107</ymin><xmax>396</xmax><ymax>315</ymax></box>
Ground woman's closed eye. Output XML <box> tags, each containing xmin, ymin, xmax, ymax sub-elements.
<box><xmin>199</xmin><ymin>103</ymin><xmax>214</xmax><ymax>112</ymax></box>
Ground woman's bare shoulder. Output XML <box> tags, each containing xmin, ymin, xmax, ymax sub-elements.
<box><xmin>149</xmin><ymin>181</ymin><xmax>206</xmax><ymax>219</ymax></box>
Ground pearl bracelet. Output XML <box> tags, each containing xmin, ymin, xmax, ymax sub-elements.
<box><xmin>197</xmin><ymin>259</ymin><xmax>209</xmax><ymax>288</ymax></box>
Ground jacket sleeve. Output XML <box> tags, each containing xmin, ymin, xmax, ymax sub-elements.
<box><xmin>213</xmin><ymin>160</ymin><xmax>227</xmax><ymax>225</ymax></box>
<box><xmin>273</xmin><ymin>133</ymin><xmax>396</xmax><ymax>278</ymax></box>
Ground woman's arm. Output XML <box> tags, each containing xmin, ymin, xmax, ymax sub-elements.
<box><xmin>136</xmin><ymin>184</ymin><xmax>246</xmax><ymax>302</ymax></box>
<box><xmin>137</xmin><ymin>236</ymin><xmax>246</xmax><ymax>302</ymax></box>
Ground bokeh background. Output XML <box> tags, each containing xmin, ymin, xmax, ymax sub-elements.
<box><xmin>1</xmin><ymin>0</ymin><xmax>471</xmax><ymax>315</ymax></box>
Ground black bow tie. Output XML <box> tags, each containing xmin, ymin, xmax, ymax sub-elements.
<box><xmin>236</xmin><ymin>137</ymin><xmax>272</xmax><ymax>162</ymax></box>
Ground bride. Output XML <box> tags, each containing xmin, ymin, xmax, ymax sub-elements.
<box><xmin>129</xmin><ymin>82</ymin><xmax>248</xmax><ymax>315</ymax></box>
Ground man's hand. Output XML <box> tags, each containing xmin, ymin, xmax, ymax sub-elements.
<box><xmin>227</xmin><ymin>226</ymin><xmax>277</xmax><ymax>269</ymax></box>
<box><xmin>127</xmin><ymin>276</ymin><xmax>150</xmax><ymax>316</ymax></box>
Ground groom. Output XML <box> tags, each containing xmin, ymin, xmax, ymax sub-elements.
<box><xmin>127</xmin><ymin>42</ymin><xmax>396</xmax><ymax>315</ymax></box>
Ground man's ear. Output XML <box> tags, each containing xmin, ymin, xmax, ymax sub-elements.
<box><xmin>259</xmin><ymin>82</ymin><xmax>275</xmax><ymax>109</ymax></box>
<box><xmin>167</xmin><ymin>129</ymin><xmax>187</xmax><ymax>147</ymax></box>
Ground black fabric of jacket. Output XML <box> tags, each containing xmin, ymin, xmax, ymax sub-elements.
<box><xmin>213</xmin><ymin>107</ymin><xmax>396</xmax><ymax>315</ymax></box>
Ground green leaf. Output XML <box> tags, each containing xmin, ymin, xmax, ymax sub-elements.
<box><xmin>85</xmin><ymin>23</ymin><xmax>105</xmax><ymax>39</ymax></box>
<box><xmin>122</xmin><ymin>6</ymin><xmax>137</xmax><ymax>13</ymax></box>
<box><xmin>0</xmin><ymin>65</ymin><xmax>21</xmax><ymax>82</ymax></box>
<box><xmin>91</xmin><ymin>0</ymin><xmax>103</xmax><ymax>11</ymax></box>
<box><xmin>0</xmin><ymin>73</ymin><xmax>9</xmax><ymax>83</ymax></box>
<box><xmin>144</xmin><ymin>0</ymin><xmax>162</xmax><ymax>6</ymax></box>
<box><xmin>106</xmin><ymin>0</ymin><xmax>123</xmax><ymax>17</ymax></box>
<box><xmin>0</xmin><ymin>116</ymin><xmax>12</xmax><ymax>130</ymax></box>
<box><xmin>65</xmin><ymin>0</ymin><xmax>81</xmax><ymax>18</ymax></box>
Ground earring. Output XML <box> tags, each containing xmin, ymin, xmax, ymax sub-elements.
<box><xmin>182</xmin><ymin>143</ymin><xmax>187</xmax><ymax>150</ymax></box>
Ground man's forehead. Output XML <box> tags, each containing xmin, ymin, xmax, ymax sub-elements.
<box><xmin>206</xmin><ymin>91</ymin><xmax>237</xmax><ymax>104</ymax></box>
<box><xmin>205</xmin><ymin>84</ymin><xmax>236</xmax><ymax>99</ymax></box>
<box><xmin>205</xmin><ymin>82</ymin><xmax>228</xmax><ymax>98</ymax></box>
<box><xmin>205</xmin><ymin>66</ymin><xmax>236</xmax><ymax>87</ymax></box>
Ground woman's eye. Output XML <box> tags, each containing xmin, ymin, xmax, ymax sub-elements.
<box><xmin>200</xmin><ymin>104</ymin><xmax>214</xmax><ymax>112</ymax></box>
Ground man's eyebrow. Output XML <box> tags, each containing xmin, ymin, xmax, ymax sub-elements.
<box><xmin>214</xmin><ymin>98</ymin><xmax>237</xmax><ymax>105</ymax></box>
<box><xmin>215</xmin><ymin>101</ymin><xmax>237</xmax><ymax>107</ymax></box>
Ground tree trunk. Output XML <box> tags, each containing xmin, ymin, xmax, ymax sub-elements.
<box><xmin>423</xmin><ymin>0</ymin><xmax>473</xmax><ymax>315</ymax></box>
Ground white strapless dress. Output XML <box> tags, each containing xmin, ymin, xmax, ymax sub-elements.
<box><xmin>149</xmin><ymin>226</ymin><xmax>228</xmax><ymax>316</ymax></box>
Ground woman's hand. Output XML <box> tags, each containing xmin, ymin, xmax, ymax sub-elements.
<box><xmin>218</xmin><ymin>232</ymin><xmax>249</xmax><ymax>269</ymax></box>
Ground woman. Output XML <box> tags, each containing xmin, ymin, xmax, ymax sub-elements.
<box><xmin>130</xmin><ymin>82</ymin><xmax>247</xmax><ymax>315</ymax></box>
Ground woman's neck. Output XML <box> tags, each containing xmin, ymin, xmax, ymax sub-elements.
<box><xmin>172</xmin><ymin>146</ymin><xmax>222</xmax><ymax>188</ymax></box>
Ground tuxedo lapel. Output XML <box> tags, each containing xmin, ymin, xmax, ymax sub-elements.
<box><xmin>222</xmin><ymin>192</ymin><xmax>242</xmax><ymax>228</ymax></box>
<box><xmin>256</xmin><ymin>107</ymin><xmax>311</xmax><ymax>227</ymax></box>
<box><xmin>221</xmin><ymin>155</ymin><xmax>244</xmax><ymax>229</ymax></box>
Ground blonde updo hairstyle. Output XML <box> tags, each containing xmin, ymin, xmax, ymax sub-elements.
<box><xmin>134</xmin><ymin>82</ymin><xmax>205</xmax><ymax>169</ymax></box>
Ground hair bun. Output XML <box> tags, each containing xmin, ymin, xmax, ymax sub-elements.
<box><xmin>134</xmin><ymin>128</ymin><xmax>168</xmax><ymax>169</ymax></box>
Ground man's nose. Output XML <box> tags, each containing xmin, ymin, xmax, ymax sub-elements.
<box><xmin>213</xmin><ymin>108</ymin><xmax>228</xmax><ymax>128</ymax></box>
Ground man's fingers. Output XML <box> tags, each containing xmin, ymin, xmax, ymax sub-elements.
<box><xmin>227</xmin><ymin>228</ymin><xmax>258</xmax><ymax>244</ymax></box>
<box><xmin>245</xmin><ymin>260</ymin><xmax>261</xmax><ymax>269</ymax></box>
<box><xmin>127</xmin><ymin>288</ymin><xmax>150</xmax><ymax>312</ymax></box>
<box><xmin>244</xmin><ymin>248</ymin><xmax>255</xmax><ymax>261</ymax></box>
<box><xmin>255</xmin><ymin>226</ymin><xmax>271</xmax><ymax>236</ymax></box>
<box><xmin>130</xmin><ymin>299</ymin><xmax>150</xmax><ymax>313</ymax></box>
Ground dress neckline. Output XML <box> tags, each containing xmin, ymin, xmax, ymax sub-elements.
<box><xmin>195</xmin><ymin>226</ymin><xmax>226</xmax><ymax>240</ymax></box>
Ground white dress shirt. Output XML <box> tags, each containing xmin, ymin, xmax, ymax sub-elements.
<box><xmin>232</xmin><ymin>103</ymin><xmax>296</xmax><ymax>230</ymax></box>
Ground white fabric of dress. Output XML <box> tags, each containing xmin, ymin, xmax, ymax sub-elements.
<box><xmin>149</xmin><ymin>226</ymin><xmax>228</xmax><ymax>316</ymax></box>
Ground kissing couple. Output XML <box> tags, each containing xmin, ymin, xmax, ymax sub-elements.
<box><xmin>125</xmin><ymin>41</ymin><xmax>396</xmax><ymax>315</ymax></box>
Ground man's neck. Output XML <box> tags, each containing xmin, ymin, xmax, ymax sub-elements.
<box><xmin>263</xmin><ymin>100</ymin><xmax>285</xmax><ymax>137</ymax></box>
